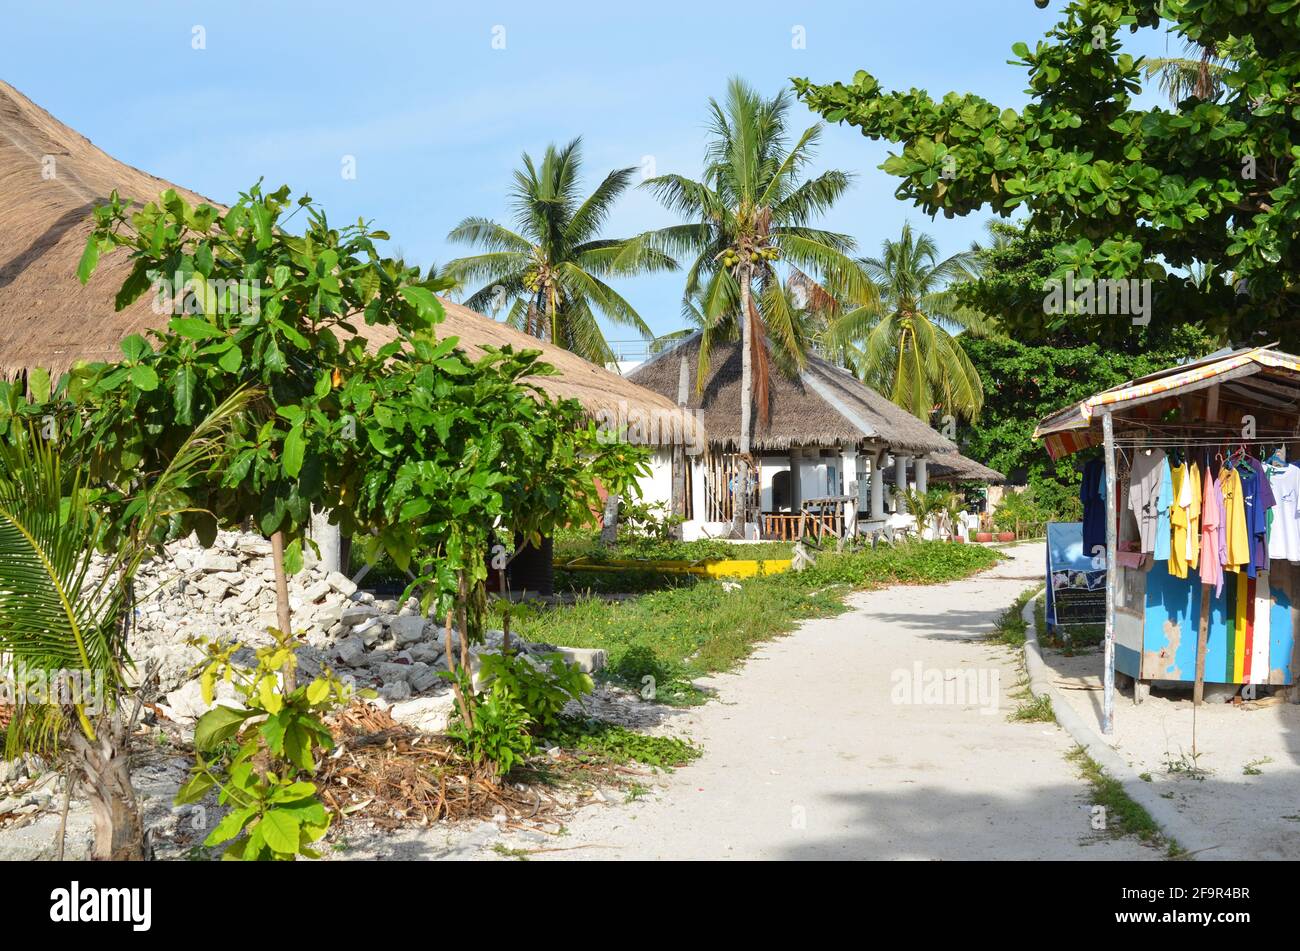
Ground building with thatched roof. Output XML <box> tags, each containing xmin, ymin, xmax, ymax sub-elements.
<box><xmin>0</xmin><ymin>80</ymin><xmax>686</xmax><ymax>430</ymax></box>
<box><xmin>627</xmin><ymin>332</ymin><xmax>982</xmax><ymax>540</ymax></box>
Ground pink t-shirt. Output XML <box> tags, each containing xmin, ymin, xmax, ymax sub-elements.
<box><xmin>1200</xmin><ymin>464</ymin><xmax>1224</xmax><ymax>596</ymax></box>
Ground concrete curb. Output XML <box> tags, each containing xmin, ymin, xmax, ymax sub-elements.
<box><xmin>1020</xmin><ymin>590</ymin><xmax>1216</xmax><ymax>859</ymax></box>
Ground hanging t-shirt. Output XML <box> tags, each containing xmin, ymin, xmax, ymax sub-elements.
<box><xmin>1221</xmin><ymin>466</ymin><xmax>1250</xmax><ymax>571</ymax></box>
<box><xmin>1128</xmin><ymin>450</ymin><xmax>1166</xmax><ymax>556</ymax></box>
<box><xmin>1170</xmin><ymin>463</ymin><xmax>1190</xmax><ymax>579</ymax></box>
<box><xmin>1266</xmin><ymin>462</ymin><xmax>1300</xmax><ymax>562</ymax></box>
<box><xmin>1244</xmin><ymin>457</ymin><xmax>1276</xmax><ymax>577</ymax></box>
<box><xmin>1154</xmin><ymin>456</ymin><xmax>1174</xmax><ymax>562</ymax></box>
<box><xmin>1187</xmin><ymin>461</ymin><xmax>1202</xmax><ymax>569</ymax></box>
<box><xmin>1200</xmin><ymin>462</ymin><xmax>1225</xmax><ymax>595</ymax></box>
<box><xmin>1080</xmin><ymin>457</ymin><xmax>1107</xmax><ymax>560</ymax></box>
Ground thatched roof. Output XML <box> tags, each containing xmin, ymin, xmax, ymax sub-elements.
<box><xmin>0</xmin><ymin>80</ymin><xmax>685</xmax><ymax>433</ymax></box>
<box><xmin>628</xmin><ymin>332</ymin><xmax>957</xmax><ymax>456</ymax></box>
<box><xmin>920</xmin><ymin>451</ymin><xmax>1005</xmax><ymax>484</ymax></box>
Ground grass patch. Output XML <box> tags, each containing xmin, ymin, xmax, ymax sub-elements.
<box><xmin>1066</xmin><ymin>745</ymin><xmax>1181</xmax><ymax>855</ymax></box>
<box><xmin>543</xmin><ymin>716</ymin><xmax>700</xmax><ymax>769</ymax></box>
<box><xmin>1244</xmin><ymin>756</ymin><xmax>1272</xmax><ymax>776</ymax></box>
<box><xmin>988</xmin><ymin>585</ymin><xmax>1042</xmax><ymax>648</ymax></box>
<box><xmin>1010</xmin><ymin>693</ymin><xmax>1055</xmax><ymax>723</ymax></box>
<box><xmin>505</xmin><ymin>542</ymin><xmax>1002</xmax><ymax>703</ymax></box>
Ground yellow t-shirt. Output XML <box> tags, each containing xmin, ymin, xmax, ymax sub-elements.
<box><xmin>1187</xmin><ymin>461</ymin><xmax>1202</xmax><ymax>570</ymax></box>
<box><xmin>1170</xmin><ymin>464</ymin><xmax>1189</xmax><ymax>578</ymax></box>
<box><xmin>1221</xmin><ymin>468</ymin><xmax>1250</xmax><ymax>571</ymax></box>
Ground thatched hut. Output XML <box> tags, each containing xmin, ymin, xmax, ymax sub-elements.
<box><xmin>627</xmin><ymin>332</ymin><xmax>969</xmax><ymax>539</ymax></box>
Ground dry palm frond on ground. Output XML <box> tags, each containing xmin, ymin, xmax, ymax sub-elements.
<box><xmin>318</xmin><ymin>701</ymin><xmax>633</xmax><ymax>831</ymax></box>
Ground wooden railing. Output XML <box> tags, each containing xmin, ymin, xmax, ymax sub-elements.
<box><xmin>761</xmin><ymin>512</ymin><xmax>844</xmax><ymax>541</ymax></box>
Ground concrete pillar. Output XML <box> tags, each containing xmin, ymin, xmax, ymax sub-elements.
<box><xmin>789</xmin><ymin>447</ymin><xmax>802</xmax><ymax>511</ymax></box>
<box><xmin>310</xmin><ymin>509</ymin><xmax>342</xmax><ymax>573</ymax></box>
<box><xmin>894</xmin><ymin>453</ymin><xmax>909</xmax><ymax>512</ymax></box>
<box><xmin>870</xmin><ymin>451</ymin><xmax>886</xmax><ymax>520</ymax></box>
<box><xmin>690</xmin><ymin>455</ymin><xmax>707</xmax><ymax>526</ymax></box>
<box><xmin>916</xmin><ymin>457</ymin><xmax>928</xmax><ymax>495</ymax></box>
<box><xmin>841</xmin><ymin>445</ymin><xmax>858</xmax><ymax>534</ymax></box>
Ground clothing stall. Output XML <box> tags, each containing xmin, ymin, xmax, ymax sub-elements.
<box><xmin>1034</xmin><ymin>346</ymin><xmax>1300</xmax><ymax>733</ymax></box>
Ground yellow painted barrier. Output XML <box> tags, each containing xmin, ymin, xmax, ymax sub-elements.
<box><xmin>557</xmin><ymin>557</ymin><xmax>792</xmax><ymax>578</ymax></box>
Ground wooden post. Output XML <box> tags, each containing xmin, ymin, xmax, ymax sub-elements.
<box><xmin>1102</xmin><ymin>411</ymin><xmax>1118</xmax><ymax>735</ymax></box>
<box><xmin>670</xmin><ymin>355</ymin><xmax>689</xmax><ymax>539</ymax></box>
<box><xmin>1194</xmin><ymin>383</ymin><xmax>1220</xmax><ymax>706</ymax></box>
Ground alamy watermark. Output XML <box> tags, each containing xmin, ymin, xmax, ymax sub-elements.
<box><xmin>1042</xmin><ymin>271</ymin><xmax>1151</xmax><ymax>326</ymax></box>
<box><xmin>0</xmin><ymin>663</ymin><xmax>107</xmax><ymax>715</ymax></box>
<box><xmin>890</xmin><ymin>661</ymin><xmax>1001</xmax><ymax>715</ymax></box>
<box><xmin>150</xmin><ymin>273</ymin><xmax>261</xmax><ymax>317</ymax></box>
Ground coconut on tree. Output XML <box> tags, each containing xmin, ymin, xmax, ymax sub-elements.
<box><xmin>445</xmin><ymin>138</ymin><xmax>675</xmax><ymax>365</ymax></box>
<box><xmin>643</xmin><ymin>77</ymin><xmax>867</xmax><ymax>536</ymax></box>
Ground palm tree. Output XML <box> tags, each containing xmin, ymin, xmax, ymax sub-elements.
<box><xmin>0</xmin><ymin>389</ymin><xmax>252</xmax><ymax>859</ymax></box>
<box><xmin>822</xmin><ymin>223</ymin><xmax>989</xmax><ymax>424</ymax></box>
<box><xmin>1144</xmin><ymin>38</ymin><xmax>1232</xmax><ymax>104</ymax></box>
<box><xmin>643</xmin><ymin>77</ymin><xmax>866</xmax><ymax>535</ymax></box>
<box><xmin>445</xmin><ymin>138</ymin><xmax>676</xmax><ymax>364</ymax></box>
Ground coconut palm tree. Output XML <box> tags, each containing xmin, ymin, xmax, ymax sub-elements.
<box><xmin>445</xmin><ymin>138</ymin><xmax>676</xmax><ymax>364</ymax></box>
<box><xmin>642</xmin><ymin>77</ymin><xmax>866</xmax><ymax>535</ymax></box>
<box><xmin>822</xmin><ymin>223</ymin><xmax>989</xmax><ymax>424</ymax></box>
<box><xmin>1144</xmin><ymin>38</ymin><xmax>1232</xmax><ymax>104</ymax></box>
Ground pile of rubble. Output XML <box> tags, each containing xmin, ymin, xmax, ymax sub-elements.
<box><xmin>127</xmin><ymin>530</ymin><xmax>590</xmax><ymax>735</ymax></box>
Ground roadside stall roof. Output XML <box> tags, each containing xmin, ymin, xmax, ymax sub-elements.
<box><xmin>1033</xmin><ymin>345</ymin><xmax>1300</xmax><ymax>459</ymax></box>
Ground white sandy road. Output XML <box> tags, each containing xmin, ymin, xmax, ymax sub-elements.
<box><xmin>475</xmin><ymin>543</ymin><xmax>1159</xmax><ymax>861</ymax></box>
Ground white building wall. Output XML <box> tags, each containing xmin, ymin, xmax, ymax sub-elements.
<box><xmin>638</xmin><ymin>448</ymin><xmax>676</xmax><ymax>508</ymax></box>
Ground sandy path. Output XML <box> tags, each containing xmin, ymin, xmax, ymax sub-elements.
<box><xmin>494</xmin><ymin>543</ymin><xmax>1158</xmax><ymax>860</ymax></box>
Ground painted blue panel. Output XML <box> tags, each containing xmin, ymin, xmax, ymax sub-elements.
<box><xmin>1142</xmin><ymin>559</ymin><xmax>1199</xmax><ymax>680</ymax></box>
<box><xmin>1140</xmin><ymin>561</ymin><xmax>1294</xmax><ymax>684</ymax></box>
<box><xmin>1270</xmin><ymin>579</ymin><xmax>1293</xmax><ymax>683</ymax></box>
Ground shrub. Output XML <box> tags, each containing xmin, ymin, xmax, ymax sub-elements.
<box><xmin>174</xmin><ymin>629</ymin><xmax>352</xmax><ymax>861</ymax></box>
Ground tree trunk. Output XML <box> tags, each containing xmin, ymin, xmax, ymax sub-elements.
<box><xmin>66</xmin><ymin>716</ymin><xmax>144</xmax><ymax>861</ymax></box>
<box><xmin>670</xmin><ymin>354</ymin><xmax>689</xmax><ymax>540</ymax></box>
<box><xmin>270</xmin><ymin>530</ymin><xmax>296</xmax><ymax>692</ymax></box>
<box><xmin>600</xmin><ymin>492</ymin><xmax>620</xmax><ymax>546</ymax></box>
<box><xmin>732</xmin><ymin>262</ymin><xmax>753</xmax><ymax>539</ymax></box>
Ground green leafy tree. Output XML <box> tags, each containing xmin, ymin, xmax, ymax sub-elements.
<box><xmin>822</xmin><ymin>223</ymin><xmax>990</xmax><ymax>423</ymax></box>
<box><xmin>77</xmin><ymin>183</ymin><xmax>449</xmax><ymax>653</ymax></box>
<box><xmin>795</xmin><ymin>0</ymin><xmax>1300</xmax><ymax>345</ymax></box>
<box><xmin>960</xmin><ymin>323</ymin><xmax>1217</xmax><ymax>519</ymax></box>
<box><xmin>445</xmin><ymin>138</ymin><xmax>676</xmax><ymax>364</ymax></box>
<box><xmin>644</xmin><ymin>77</ymin><xmax>866</xmax><ymax>534</ymax></box>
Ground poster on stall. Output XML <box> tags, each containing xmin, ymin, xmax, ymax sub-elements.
<box><xmin>1045</xmin><ymin>521</ymin><xmax>1106</xmax><ymax>628</ymax></box>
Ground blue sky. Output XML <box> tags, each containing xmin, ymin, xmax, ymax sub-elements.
<box><xmin>4</xmin><ymin>1</ymin><xmax>1179</xmax><ymax>351</ymax></box>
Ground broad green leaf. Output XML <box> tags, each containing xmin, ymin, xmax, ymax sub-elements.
<box><xmin>206</xmin><ymin>807</ymin><xmax>256</xmax><ymax>846</ymax></box>
<box><xmin>169</xmin><ymin>317</ymin><xmax>226</xmax><ymax>341</ymax></box>
<box><xmin>194</xmin><ymin>704</ymin><xmax>252</xmax><ymax>752</ymax></box>
<box><xmin>283</xmin><ymin>424</ymin><xmax>306</xmax><ymax>478</ymax></box>
<box><xmin>129</xmin><ymin>365</ymin><xmax>159</xmax><ymax>392</ymax></box>
<box><xmin>76</xmin><ymin>236</ymin><xmax>100</xmax><ymax>284</ymax></box>
<box><xmin>258</xmin><ymin>809</ymin><xmax>301</xmax><ymax>854</ymax></box>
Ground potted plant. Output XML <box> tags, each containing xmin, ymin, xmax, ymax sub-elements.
<box><xmin>991</xmin><ymin>488</ymin><xmax>1046</xmax><ymax>543</ymax></box>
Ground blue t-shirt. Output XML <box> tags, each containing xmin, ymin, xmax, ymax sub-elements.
<box><xmin>1154</xmin><ymin>457</ymin><xmax>1173</xmax><ymax>562</ymax></box>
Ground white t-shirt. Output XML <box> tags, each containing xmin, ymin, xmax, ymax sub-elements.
<box><xmin>1266</xmin><ymin>464</ymin><xmax>1300</xmax><ymax>562</ymax></box>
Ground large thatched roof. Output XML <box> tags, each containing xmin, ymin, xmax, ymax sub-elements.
<box><xmin>628</xmin><ymin>333</ymin><xmax>957</xmax><ymax>456</ymax></box>
<box><xmin>0</xmin><ymin>80</ymin><xmax>684</xmax><ymax>429</ymax></box>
